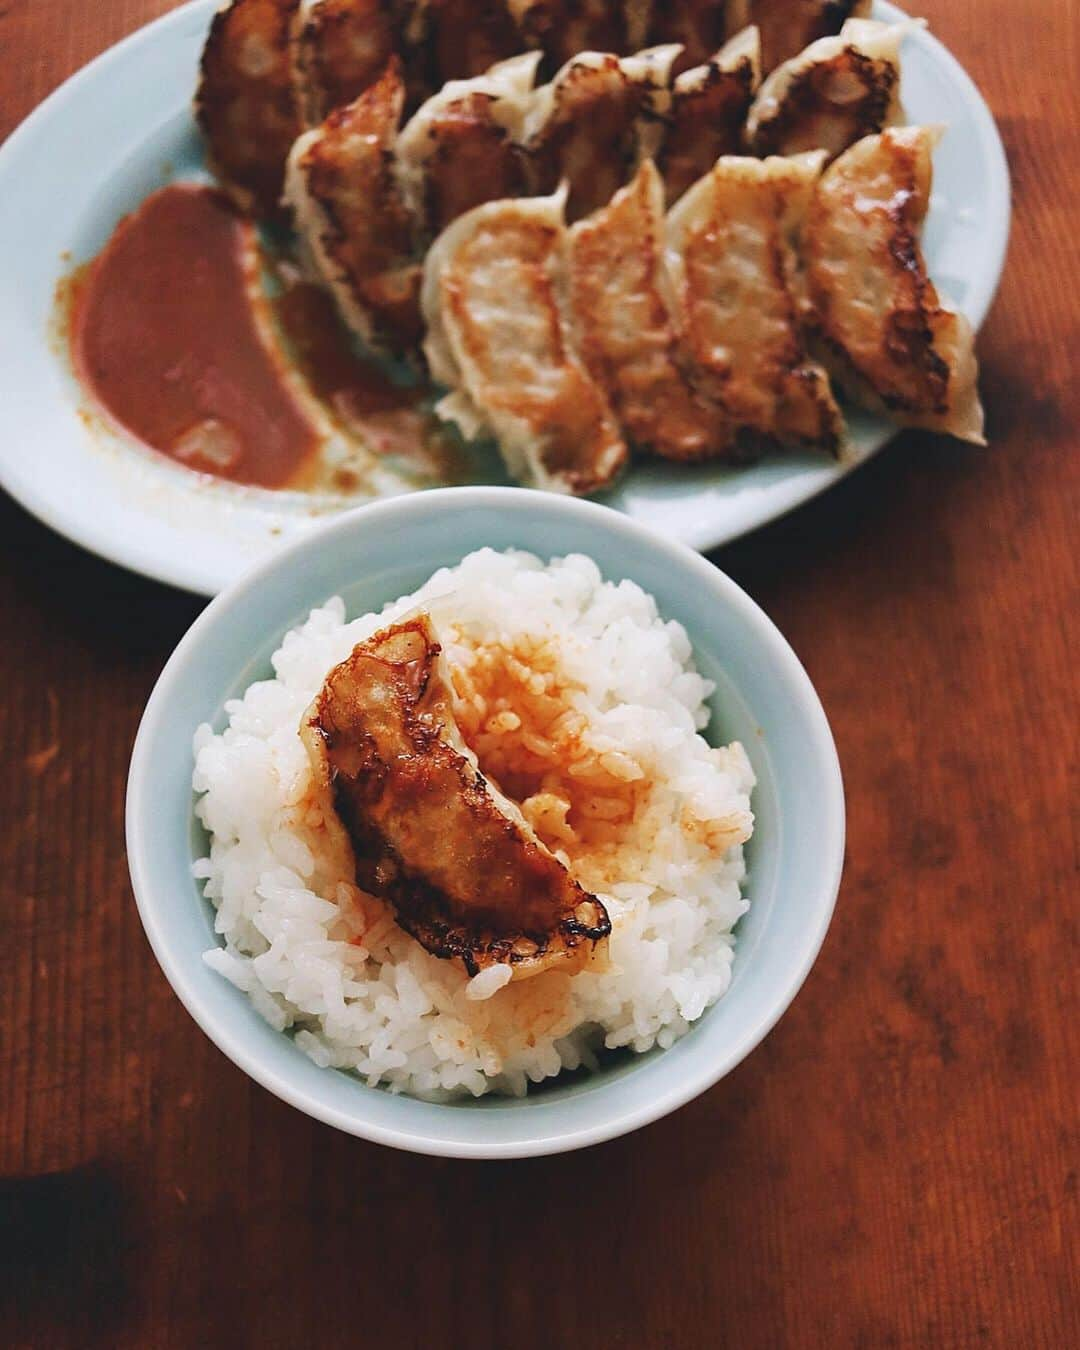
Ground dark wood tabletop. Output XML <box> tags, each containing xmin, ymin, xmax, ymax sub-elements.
<box><xmin>1</xmin><ymin>2</ymin><xmax>1077</xmax><ymax>1346</ymax></box>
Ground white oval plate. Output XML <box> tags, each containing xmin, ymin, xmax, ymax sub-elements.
<box><xmin>0</xmin><ymin>1</ymin><xmax>1008</xmax><ymax>595</ymax></box>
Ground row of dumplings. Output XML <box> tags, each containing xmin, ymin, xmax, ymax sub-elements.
<box><xmin>273</xmin><ymin>22</ymin><xmax>982</xmax><ymax>488</ymax></box>
<box><xmin>197</xmin><ymin>0</ymin><xmax>875</xmax><ymax>219</ymax></box>
<box><xmin>419</xmin><ymin>129</ymin><xmax>983</xmax><ymax>495</ymax></box>
<box><xmin>285</xmin><ymin>19</ymin><xmax>914</xmax><ymax>352</ymax></box>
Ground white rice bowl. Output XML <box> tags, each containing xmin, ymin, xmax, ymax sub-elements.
<box><xmin>192</xmin><ymin>549</ymin><xmax>755</xmax><ymax>1100</ymax></box>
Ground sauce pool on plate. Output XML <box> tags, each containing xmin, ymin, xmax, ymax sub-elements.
<box><xmin>72</xmin><ymin>184</ymin><xmax>319</xmax><ymax>487</ymax></box>
<box><xmin>69</xmin><ymin>183</ymin><xmax>457</xmax><ymax>492</ymax></box>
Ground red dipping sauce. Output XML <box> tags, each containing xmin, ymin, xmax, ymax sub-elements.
<box><xmin>71</xmin><ymin>184</ymin><xmax>319</xmax><ymax>488</ymax></box>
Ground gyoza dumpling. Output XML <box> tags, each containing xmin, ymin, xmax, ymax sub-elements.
<box><xmin>285</xmin><ymin>60</ymin><xmax>422</xmax><ymax>352</ymax></box>
<box><xmin>508</xmin><ymin>0</ymin><xmax>633</xmax><ymax>72</ymax></box>
<box><xmin>802</xmin><ymin>126</ymin><xmax>984</xmax><ymax>443</ymax></box>
<box><xmin>746</xmin><ymin>17</ymin><xmax>912</xmax><ymax>160</ymax></box>
<box><xmin>422</xmin><ymin>189</ymin><xmax>629</xmax><ymax>493</ymax></box>
<box><xmin>523</xmin><ymin>46</ymin><xmax>681</xmax><ymax>221</ymax></box>
<box><xmin>567</xmin><ymin>160</ymin><xmax>733</xmax><ymax>460</ymax></box>
<box><xmin>666</xmin><ymin>152</ymin><xmax>846</xmax><ymax>454</ymax></box>
<box><xmin>396</xmin><ymin>52</ymin><xmax>540</xmax><ymax>235</ymax></box>
<box><xmin>423</xmin><ymin>0</ymin><xmax>525</xmax><ymax>84</ymax></box>
<box><xmin>196</xmin><ymin>0</ymin><xmax>301</xmax><ymax>218</ymax></box>
<box><xmin>730</xmin><ymin>0</ymin><xmax>870</xmax><ymax>73</ymax></box>
<box><xmin>646</xmin><ymin>0</ymin><xmax>729</xmax><ymax>74</ymax></box>
<box><xmin>657</xmin><ymin>26</ymin><xmax>761</xmax><ymax>205</ymax></box>
<box><xmin>291</xmin><ymin>0</ymin><xmax>398</xmax><ymax>126</ymax></box>
<box><xmin>301</xmin><ymin>613</ymin><xmax>611</xmax><ymax>981</ymax></box>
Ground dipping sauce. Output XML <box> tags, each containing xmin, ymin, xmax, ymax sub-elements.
<box><xmin>69</xmin><ymin>181</ymin><xmax>470</xmax><ymax>493</ymax></box>
<box><xmin>269</xmin><ymin>275</ymin><xmax>469</xmax><ymax>483</ymax></box>
<box><xmin>72</xmin><ymin>184</ymin><xmax>319</xmax><ymax>488</ymax></box>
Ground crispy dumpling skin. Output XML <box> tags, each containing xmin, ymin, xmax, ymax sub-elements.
<box><xmin>396</xmin><ymin>53</ymin><xmax>540</xmax><ymax>236</ymax></box>
<box><xmin>666</xmin><ymin>151</ymin><xmax>846</xmax><ymax>454</ymax></box>
<box><xmin>523</xmin><ymin>46</ymin><xmax>680</xmax><ymax>222</ymax></box>
<box><xmin>301</xmin><ymin>615</ymin><xmax>611</xmax><ymax>979</ymax></box>
<box><xmin>746</xmin><ymin>17</ymin><xmax>910</xmax><ymax>160</ymax></box>
<box><xmin>423</xmin><ymin>0</ymin><xmax>525</xmax><ymax>84</ymax></box>
<box><xmin>731</xmin><ymin>0</ymin><xmax>870</xmax><ymax>73</ymax></box>
<box><xmin>647</xmin><ymin>0</ymin><xmax>729</xmax><ymax>75</ymax></box>
<box><xmin>509</xmin><ymin>0</ymin><xmax>631</xmax><ymax>74</ymax></box>
<box><xmin>291</xmin><ymin>0</ymin><xmax>398</xmax><ymax>127</ymax></box>
<box><xmin>284</xmin><ymin>60</ymin><xmax>422</xmax><ymax>352</ymax></box>
<box><xmin>567</xmin><ymin>160</ymin><xmax>733</xmax><ymax>460</ymax></box>
<box><xmin>423</xmin><ymin>189</ymin><xmax>629</xmax><ymax>493</ymax></box>
<box><xmin>196</xmin><ymin>0</ymin><xmax>302</xmax><ymax>219</ymax></box>
<box><xmin>658</xmin><ymin>26</ymin><xmax>761</xmax><ymax>206</ymax></box>
<box><xmin>803</xmin><ymin>126</ymin><xmax>984</xmax><ymax>442</ymax></box>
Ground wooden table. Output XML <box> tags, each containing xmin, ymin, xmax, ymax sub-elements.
<box><xmin>1</xmin><ymin>2</ymin><xmax>1077</xmax><ymax>1345</ymax></box>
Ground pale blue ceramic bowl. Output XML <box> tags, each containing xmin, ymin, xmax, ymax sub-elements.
<box><xmin>127</xmin><ymin>488</ymin><xmax>844</xmax><ymax>1157</ymax></box>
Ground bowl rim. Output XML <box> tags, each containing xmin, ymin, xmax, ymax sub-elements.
<box><xmin>126</xmin><ymin>486</ymin><xmax>845</xmax><ymax>1157</ymax></box>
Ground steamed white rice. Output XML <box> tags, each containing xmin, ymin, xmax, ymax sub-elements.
<box><xmin>193</xmin><ymin>548</ymin><xmax>755</xmax><ymax>1099</ymax></box>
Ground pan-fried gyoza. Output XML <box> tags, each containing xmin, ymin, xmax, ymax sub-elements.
<box><xmin>567</xmin><ymin>160</ymin><xmax>732</xmax><ymax>460</ymax></box>
<box><xmin>735</xmin><ymin>0</ymin><xmax>870</xmax><ymax>73</ymax></box>
<box><xmin>666</xmin><ymin>152</ymin><xmax>846</xmax><ymax>454</ymax></box>
<box><xmin>291</xmin><ymin>0</ymin><xmax>399</xmax><ymax>126</ymax></box>
<box><xmin>422</xmin><ymin>190</ymin><xmax>629</xmax><ymax>492</ymax></box>
<box><xmin>746</xmin><ymin>17</ymin><xmax>910</xmax><ymax>160</ymax></box>
<box><xmin>523</xmin><ymin>46</ymin><xmax>680</xmax><ymax>221</ymax></box>
<box><xmin>657</xmin><ymin>26</ymin><xmax>761</xmax><ymax>204</ymax></box>
<box><xmin>508</xmin><ymin>0</ymin><xmax>632</xmax><ymax>73</ymax></box>
<box><xmin>802</xmin><ymin>126</ymin><xmax>985</xmax><ymax>443</ymax></box>
<box><xmin>396</xmin><ymin>53</ymin><xmax>539</xmax><ymax>235</ymax></box>
<box><xmin>645</xmin><ymin>0</ymin><xmax>730</xmax><ymax>74</ymax></box>
<box><xmin>301</xmin><ymin>614</ymin><xmax>612</xmax><ymax>979</ymax></box>
<box><xmin>285</xmin><ymin>60</ymin><xmax>422</xmax><ymax>352</ymax></box>
<box><xmin>192</xmin><ymin>3</ymin><xmax>983</xmax><ymax>495</ymax></box>
<box><xmin>424</xmin><ymin>0</ymin><xmax>524</xmax><ymax>84</ymax></box>
<box><xmin>195</xmin><ymin>0</ymin><xmax>883</xmax><ymax>224</ymax></box>
<box><xmin>196</xmin><ymin>0</ymin><xmax>301</xmax><ymax>218</ymax></box>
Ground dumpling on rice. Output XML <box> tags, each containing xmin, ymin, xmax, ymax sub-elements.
<box><xmin>195</xmin><ymin>548</ymin><xmax>757</xmax><ymax>1097</ymax></box>
<box><xmin>802</xmin><ymin>126</ymin><xmax>985</xmax><ymax>443</ymax></box>
<box><xmin>745</xmin><ymin>17</ymin><xmax>912</xmax><ymax>161</ymax></box>
<box><xmin>422</xmin><ymin>188</ymin><xmax>629</xmax><ymax>493</ymax></box>
<box><xmin>300</xmin><ymin>613</ymin><xmax>612</xmax><ymax>980</ymax></box>
<box><xmin>284</xmin><ymin>59</ymin><xmax>422</xmax><ymax>353</ymax></box>
<box><xmin>566</xmin><ymin>160</ymin><xmax>733</xmax><ymax>461</ymax></box>
<box><xmin>665</xmin><ymin>151</ymin><xmax>847</xmax><ymax>455</ymax></box>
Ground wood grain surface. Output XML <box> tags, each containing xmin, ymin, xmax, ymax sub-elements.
<box><xmin>1</xmin><ymin>2</ymin><xmax>1077</xmax><ymax>1346</ymax></box>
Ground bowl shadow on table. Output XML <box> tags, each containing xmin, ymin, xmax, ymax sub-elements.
<box><xmin>198</xmin><ymin>1053</ymin><xmax>786</xmax><ymax>1341</ymax></box>
<box><xmin>0</xmin><ymin>1165</ymin><xmax>128</xmax><ymax>1342</ymax></box>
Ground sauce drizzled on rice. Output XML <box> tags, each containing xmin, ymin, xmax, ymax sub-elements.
<box><xmin>194</xmin><ymin>549</ymin><xmax>755</xmax><ymax>1098</ymax></box>
<box><xmin>448</xmin><ymin>631</ymin><xmax>648</xmax><ymax>880</ymax></box>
